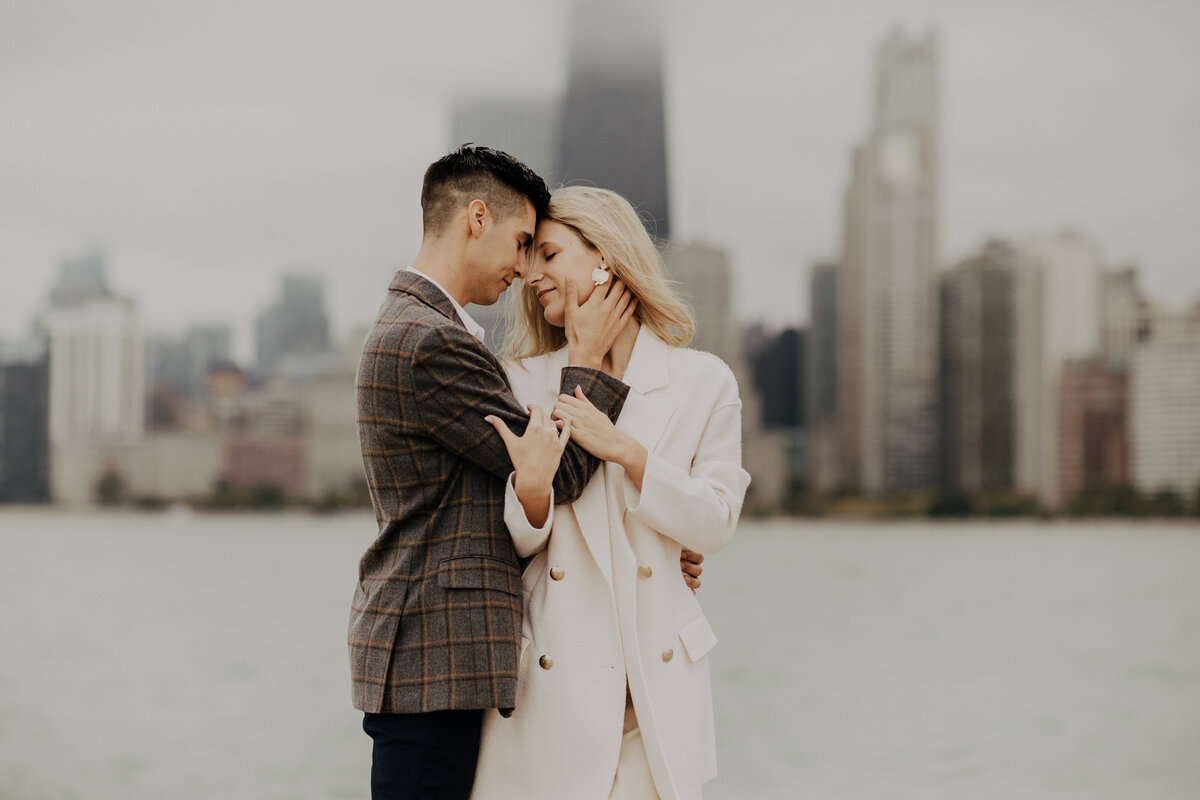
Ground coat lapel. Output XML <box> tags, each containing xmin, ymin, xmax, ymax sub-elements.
<box><xmin>537</xmin><ymin>348</ymin><xmax>614</xmax><ymax>585</ymax></box>
<box><xmin>557</xmin><ymin>328</ymin><xmax>677</xmax><ymax>588</ymax></box>
<box><xmin>614</xmin><ymin>327</ymin><xmax>675</xmax><ymax>453</ymax></box>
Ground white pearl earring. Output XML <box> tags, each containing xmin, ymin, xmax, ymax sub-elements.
<box><xmin>591</xmin><ymin>258</ymin><xmax>610</xmax><ymax>286</ymax></box>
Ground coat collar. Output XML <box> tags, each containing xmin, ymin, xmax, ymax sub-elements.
<box><xmin>388</xmin><ymin>270</ymin><xmax>463</xmax><ymax>330</ymax></box>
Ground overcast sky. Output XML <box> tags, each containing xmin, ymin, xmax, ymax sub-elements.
<box><xmin>2</xmin><ymin>0</ymin><xmax>1198</xmax><ymax>358</ymax></box>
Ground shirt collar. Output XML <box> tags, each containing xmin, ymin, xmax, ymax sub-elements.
<box><xmin>407</xmin><ymin>267</ymin><xmax>486</xmax><ymax>343</ymax></box>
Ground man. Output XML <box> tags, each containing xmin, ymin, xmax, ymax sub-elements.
<box><xmin>350</xmin><ymin>145</ymin><xmax>642</xmax><ymax>798</ymax></box>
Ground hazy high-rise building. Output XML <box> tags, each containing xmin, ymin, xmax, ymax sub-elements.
<box><xmin>559</xmin><ymin>0</ymin><xmax>670</xmax><ymax>239</ymax></box>
<box><xmin>807</xmin><ymin>263</ymin><xmax>840</xmax><ymax>490</ymax></box>
<box><xmin>48</xmin><ymin>248</ymin><xmax>110</xmax><ymax>308</ymax></box>
<box><xmin>0</xmin><ymin>340</ymin><xmax>50</xmax><ymax>503</ymax></box>
<box><xmin>836</xmin><ymin>29</ymin><xmax>940</xmax><ymax>492</ymax></box>
<box><xmin>1058</xmin><ymin>358</ymin><xmax>1128</xmax><ymax>501</ymax></box>
<box><xmin>43</xmin><ymin>252</ymin><xmax>145</xmax><ymax>448</ymax></box>
<box><xmin>1012</xmin><ymin>230</ymin><xmax>1104</xmax><ymax>507</ymax></box>
<box><xmin>747</xmin><ymin>326</ymin><xmax>804</xmax><ymax>430</ymax></box>
<box><xmin>939</xmin><ymin>242</ymin><xmax>1018</xmax><ymax>492</ymax></box>
<box><xmin>1099</xmin><ymin>267</ymin><xmax>1153</xmax><ymax>367</ymax></box>
<box><xmin>1130</xmin><ymin>334</ymin><xmax>1200</xmax><ymax>496</ymax></box>
<box><xmin>664</xmin><ymin>241</ymin><xmax>734</xmax><ymax>364</ymax></box>
<box><xmin>148</xmin><ymin>324</ymin><xmax>234</xmax><ymax>402</ymax></box>
<box><xmin>255</xmin><ymin>273</ymin><xmax>329</xmax><ymax>380</ymax></box>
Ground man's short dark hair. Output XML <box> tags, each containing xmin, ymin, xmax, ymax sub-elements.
<box><xmin>420</xmin><ymin>144</ymin><xmax>550</xmax><ymax>237</ymax></box>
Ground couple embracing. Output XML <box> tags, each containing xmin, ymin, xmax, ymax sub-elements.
<box><xmin>348</xmin><ymin>145</ymin><xmax>751</xmax><ymax>799</ymax></box>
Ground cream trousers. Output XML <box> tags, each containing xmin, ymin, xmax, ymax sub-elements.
<box><xmin>609</xmin><ymin>692</ymin><xmax>660</xmax><ymax>800</ymax></box>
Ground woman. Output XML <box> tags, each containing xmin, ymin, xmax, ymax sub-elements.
<box><xmin>472</xmin><ymin>186</ymin><xmax>751</xmax><ymax>800</ymax></box>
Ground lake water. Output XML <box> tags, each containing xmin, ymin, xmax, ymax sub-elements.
<box><xmin>2</xmin><ymin>510</ymin><xmax>1198</xmax><ymax>799</ymax></box>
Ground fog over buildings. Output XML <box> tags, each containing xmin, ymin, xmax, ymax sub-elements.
<box><xmin>2</xmin><ymin>0</ymin><xmax>1198</xmax><ymax>351</ymax></box>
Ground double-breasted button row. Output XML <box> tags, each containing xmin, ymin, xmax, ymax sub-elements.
<box><xmin>637</xmin><ymin>565</ymin><xmax>653</xmax><ymax>579</ymax></box>
<box><xmin>661</xmin><ymin>648</ymin><xmax>674</xmax><ymax>663</ymax></box>
<box><xmin>549</xmin><ymin>566</ymin><xmax>565</xmax><ymax>581</ymax></box>
<box><xmin>539</xmin><ymin>654</ymin><xmax>554</xmax><ymax>670</ymax></box>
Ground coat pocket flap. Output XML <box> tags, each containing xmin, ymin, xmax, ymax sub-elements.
<box><xmin>678</xmin><ymin>614</ymin><xmax>718</xmax><ymax>662</ymax></box>
<box><xmin>437</xmin><ymin>556</ymin><xmax>522</xmax><ymax>596</ymax></box>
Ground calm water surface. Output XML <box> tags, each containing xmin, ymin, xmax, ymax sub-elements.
<box><xmin>2</xmin><ymin>510</ymin><xmax>1198</xmax><ymax>799</ymax></box>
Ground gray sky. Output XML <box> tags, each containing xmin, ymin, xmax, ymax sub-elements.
<box><xmin>3</xmin><ymin>0</ymin><xmax>1198</xmax><ymax>359</ymax></box>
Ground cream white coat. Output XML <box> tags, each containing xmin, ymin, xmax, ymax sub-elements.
<box><xmin>472</xmin><ymin>328</ymin><xmax>751</xmax><ymax>800</ymax></box>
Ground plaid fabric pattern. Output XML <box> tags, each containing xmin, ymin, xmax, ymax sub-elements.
<box><xmin>349</xmin><ymin>271</ymin><xmax>628</xmax><ymax>714</ymax></box>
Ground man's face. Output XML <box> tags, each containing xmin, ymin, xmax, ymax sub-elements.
<box><xmin>466</xmin><ymin>199</ymin><xmax>536</xmax><ymax>306</ymax></box>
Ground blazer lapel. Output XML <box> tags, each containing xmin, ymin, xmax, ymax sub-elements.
<box><xmin>542</xmin><ymin>329</ymin><xmax>676</xmax><ymax>589</ymax></box>
<box><xmin>390</xmin><ymin>270</ymin><xmax>465</xmax><ymax>330</ymax></box>
<box><xmin>537</xmin><ymin>347</ymin><xmax>614</xmax><ymax>585</ymax></box>
<box><xmin>614</xmin><ymin>328</ymin><xmax>675</xmax><ymax>452</ymax></box>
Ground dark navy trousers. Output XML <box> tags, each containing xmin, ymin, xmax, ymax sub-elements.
<box><xmin>363</xmin><ymin>710</ymin><xmax>484</xmax><ymax>799</ymax></box>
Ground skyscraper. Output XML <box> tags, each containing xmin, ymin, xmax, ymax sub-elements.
<box><xmin>939</xmin><ymin>242</ymin><xmax>1019</xmax><ymax>491</ymax></box>
<box><xmin>0</xmin><ymin>340</ymin><xmax>49</xmax><ymax>503</ymax></box>
<box><xmin>664</xmin><ymin>241</ymin><xmax>734</xmax><ymax>364</ymax></box>
<box><xmin>1012</xmin><ymin>230</ymin><xmax>1104</xmax><ymax>507</ymax></box>
<box><xmin>1131</xmin><ymin>334</ymin><xmax>1200</xmax><ymax>496</ymax></box>
<box><xmin>836</xmin><ymin>29</ymin><xmax>940</xmax><ymax>492</ymax></box>
<box><xmin>807</xmin><ymin>263</ymin><xmax>840</xmax><ymax>491</ymax></box>
<box><xmin>559</xmin><ymin>0</ymin><xmax>670</xmax><ymax>239</ymax></box>
<box><xmin>255</xmin><ymin>273</ymin><xmax>330</xmax><ymax>380</ymax></box>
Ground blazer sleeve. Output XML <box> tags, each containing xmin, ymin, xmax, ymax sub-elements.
<box><xmin>411</xmin><ymin>323</ymin><xmax>629</xmax><ymax>504</ymax></box>
<box><xmin>620</xmin><ymin>373</ymin><xmax>752</xmax><ymax>555</ymax></box>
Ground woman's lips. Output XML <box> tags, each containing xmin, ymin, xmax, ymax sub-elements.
<box><xmin>537</xmin><ymin>288</ymin><xmax>554</xmax><ymax>302</ymax></box>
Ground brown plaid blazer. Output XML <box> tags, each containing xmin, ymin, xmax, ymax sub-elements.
<box><xmin>349</xmin><ymin>271</ymin><xmax>628</xmax><ymax>714</ymax></box>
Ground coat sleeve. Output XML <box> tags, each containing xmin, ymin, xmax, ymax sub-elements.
<box><xmin>502</xmin><ymin>472</ymin><xmax>555</xmax><ymax>557</ymax></box>
<box><xmin>620</xmin><ymin>371</ymin><xmax>751</xmax><ymax>555</ymax></box>
<box><xmin>411</xmin><ymin>324</ymin><xmax>629</xmax><ymax>504</ymax></box>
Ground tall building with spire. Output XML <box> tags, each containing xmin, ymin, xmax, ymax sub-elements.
<box><xmin>836</xmin><ymin>29</ymin><xmax>940</xmax><ymax>492</ymax></box>
<box><xmin>559</xmin><ymin>0</ymin><xmax>670</xmax><ymax>239</ymax></box>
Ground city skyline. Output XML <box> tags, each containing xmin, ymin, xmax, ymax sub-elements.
<box><xmin>3</xmin><ymin>0</ymin><xmax>1199</xmax><ymax>361</ymax></box>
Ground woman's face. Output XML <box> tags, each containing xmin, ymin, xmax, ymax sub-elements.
<box><xmin>526</xmin><ymin>219</ymin><xmax>605</xmax><ymax>328</ymax></box>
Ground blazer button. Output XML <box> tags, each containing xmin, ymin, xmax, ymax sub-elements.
<box><xmin>661</xmin><ymin>648</ymin><xmax>674</xmax><ymax>663</ymax></box>
<box><xmin>539</xmin><ymin>654</ymin><xmax>554</xmax><ymax>670</ymax></box>
<box><xmin>637</xmin><ymin>565</ymin><xmax>653</xmax><ymax>579</ymax></box>
<box><xmin>550</xmin><ymin>566</ymin><xmax>565</xmax><ymax>581</ymax></box>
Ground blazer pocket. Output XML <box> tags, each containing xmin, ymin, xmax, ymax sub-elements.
<box><xmin>437</xmin><ymin>555</ymin><xmax>522</xmax><ymax>597</ymax></box>
<box><xmin>677</xmin><ymin>614</ymin><xmax>719</xmax><ymax>662</ymax></box>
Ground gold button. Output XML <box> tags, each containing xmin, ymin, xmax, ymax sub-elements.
<box><xmin>539</xmin><ymin>654</ymin><xmax>554</xmax><ymax>670</ymax></box>
<box><xmin>637</xmin><ymin>565</ymin><xmax>653</xmax><ymax>579</ymax></box>
<box><xmin>550</xmin><ymin>566</ymin><xmax>565</xmax><ymax>581</ymax></box>
<box><xmin>661</xmin><ymin>648</ymin><xmax>674</xmax><ymax>663</ymax></box>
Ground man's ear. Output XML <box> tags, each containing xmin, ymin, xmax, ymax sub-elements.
<box><xmin>467</xmin><ymin>199</ymin><xmax>488</xmax><ymax>239</ymax></box>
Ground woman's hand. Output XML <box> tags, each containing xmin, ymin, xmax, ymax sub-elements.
<box><xmin>564</xmin><ymin>277</ymin><xmax>638</xmax><ymax>372</ymax></box>
<box><xmin>485</xmin><ymin>405</ymin><xmax>572</xmax><ymax>528</ymax></box>
<box><xmin>552</xmin><ymin>386</ymin><xmax>648</xmax><ymax>488</ymax></box>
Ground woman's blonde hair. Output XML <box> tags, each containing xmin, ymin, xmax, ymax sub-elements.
<box><xmin>504</xmin><ymin>186</ymin><xmax>696</xmax><ymax>360</ymax></box>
